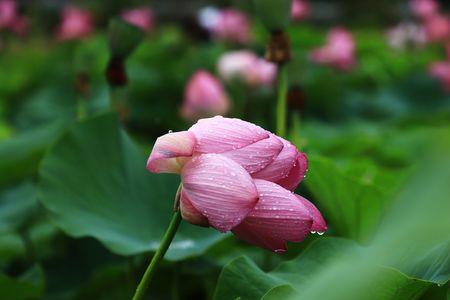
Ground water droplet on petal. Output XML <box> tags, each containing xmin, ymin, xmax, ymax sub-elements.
<box><xmin>310</xmin><ymin>231</ymin><xmax>316</xmax><ymax>234</ymax></box>
<box><xmin>317</xmin><ymin>231</ymin><xmax>325</xmax><ymax>235</ymax></box>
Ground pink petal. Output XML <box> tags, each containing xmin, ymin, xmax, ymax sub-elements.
<box><xmin>221</xmin><ymin>134</ymin><xmax>283</xmax><ymax>173</ymax></box>
<box><xmin>180</xmin><ymin>189</ymin><xmax>210</xmax><ymax>227</ymax></box>
<box><xmin>296</xmin><ymin>195</ymin><xmax>327</xmax><ymax>233</ymax></box>
<box><xmin>189</xmin><ymin>116</ymin><xmax>269</xmax><ymax>153</ymax></box>
<box><xmin>181</xmin><ymin>153</ymin><xmax>258</xmax><ymax>232</ymax></box>
<box><xmin>232</xmin><ymin>179</ymin><xmax>313</xmax><ymax>252</ymax></box>
<box><xmin>252</xmin><ymin>137</ymin><xmax>298</xmax><ymax>184</ymax></box>
<box><xmin>147</xmin><ymin>131</ymin><xmax>196</xmax><ymax>174</ymax></box>
<box><xmin>276</xmin><ymin>152</ymin><xmax>308</xmax><ymax>190</ymax></box>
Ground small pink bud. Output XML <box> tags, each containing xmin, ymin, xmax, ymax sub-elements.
<box><xmin>210</xmin><ymin>8</ymin><xmax>251</xmax><ymax>44</ymax></box>
<box><xmin>181</xmin><ymin>71</ymin><xmax>230</xmax><ymax>121</ymax></box>
<box><xmin>56</xmin><ymin>6</ymin><xmax>93</xmax><ymax>41</ymax></box>
<box><xmin>410</xmin><ymin>0</ymin><xmax>439</xmax><ymax>20</ymax></box>
<box><xmin>121</xmin><ymin>7</ymin><xmax>154</xmax><ymax>32</ymax></box>
<box><xmin>429</xmin><ymin>61</ymin><xmax>450</xmax><ymax>92</ymax></box>
<box><xmin>310</xmin><ymin>27</ymin><xmax>356</xmax><ymax>71</ymax></box>
<box><xmin>291</xmin><ymin>0</ymin><xmax>310</xmax><ymax>21</ymax></box>
<box><xmin>217</xmin><ymin>50</ymin><xmax>277</xmax><ymax>87</ymax></box>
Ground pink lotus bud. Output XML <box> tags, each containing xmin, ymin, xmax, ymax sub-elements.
<box><xmin>310</xmin><ymin>27</ymin><xmax>356</xmax><ymax>71</ymax></box>
<box><xmin>423</xmin><ymin>13</ymin><xmax>450</xmax><ymax>42</ymax></box>
<box><xmin>429</xmin><ymin>61</ymin><xmax>450</xmax><ymax>91</ymax></box>
<box><xmin>410</xmin><ymin>0</ymin><xmax>439</xmax><ymax>20</ymax></box>
<box><xmin>217</xmin><ymin>50</ymin><xmax>277</xmax><ymax>87</ymax></box>
<box><xmin>211</xmin><ymin>8</ymin><xmax>251</xmax><ymax>44</ymax></box>
<box><xmin>386</xmin><ymin>23</ymin><xmax>426</xmax><ymax>50</ymax></box>
<box><xmin>56</xmin><ymin>6</ymin><xmax>93</xmax><ymax>41</ymax></box>
<box><xmin>0</xmin><ymin>0</ymin><xmax>15</xmax><ymax>29</ymax></box>
<box><xmin>291</xmin><ymin>0</ymin><xmax>310</xmax><ymax>21</ymax></box>
<box><xmin>0</xmin><ymin>0</ymin><xmax>27</xmax><ymax>34</ymax></box>
<box><xmin>146</xmin><ymin>116</ymin><xmax>325</xmax><ymax>252</ymax></box>
<box><xmin>181</xmin><ymin>71</ymin><xmax>230</xmax><ymax>121</ymax></box>
<box><xmin>121</xmin><ymin>7</ymin><xmax>154</xmax><ymax>32</ymax></box>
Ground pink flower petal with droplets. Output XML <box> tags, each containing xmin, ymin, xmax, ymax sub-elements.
<box><xmin>181</xmin><ymin>154</ymin><xmax>258</xmax><ymax>232</ymax></box>
<box><xmin>295</xmin><ymin>195</ymin><xmax>327</xmax><ymax>232</ymax></box>
<box><xmin>221</xmin><ymin>134</ymin><xmax>283</xmax><ymax>173</ymax></box>
<box><xmin>276</xmin><ymin>152</ymin><xmax>308</xmax><ymax>191</ymax></box>
<box><xmin>147</xmin><ymin>131</ymin><xmax>196</xmax><ymax>174</ymax></box>
<box><xmin>252</xmin><ymin>137</ymin><xmax>298</xmax><ymax>183</ymax></box>
<box><xmin>232</xmin><ymin>179</ymin><xmax>313</xmax><ymax>252</ymax></box>
<box><xmin>189</xmin><ymin>116</ymin><xmax>269</xmax><ymax>153</ymax></box>
<box><xmin>180</xmin><ymin>189</ymin><xmax>209</xmax><ymax>227</ymax></box>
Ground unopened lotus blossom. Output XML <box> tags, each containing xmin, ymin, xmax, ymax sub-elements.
<box><xmin>386</xmin><ymin>23</ymin><xmax>426</xmax><ymax>50</ymax></box>
<box><xmin>121</xmin><ymin>7</ymin><xmax>154</xmax><ymax>32</ymax></box>
<box><xmin>56</xmin><ymin>6</ymin><xmax>93</xmax><ymax>40</ymax></box>
<box><xmin>147</xmin><ymin>116</ymin><xmax>326</xmax><ymax>252</ymax></box>
<box><xmin>199</xmin><ymin>8</ymin><xmax>251</xmax><ymax>44</ymax></box>
<box><xmin>291</xmin><ymin>0</ymin><xmax>310</xmax><ymax>21</ymax></box>
<box><xmin>410</xmin><ymin>0</ymin><xmax>439</xmax><ymax>20</ymax></box>
<box><xmin>0</xmin><ymin>0</ymin><xmax>27</xmax><ymax>35</ymax></box>
<box><xmin>423</xmin><ymin>13</ymin><xmax>450</xmax><ymax>42</ymax></box>
<box><xmin>181</xmin><ymin>71</ymin><xmax>230</xmax><ymax>121</ymax></box>
<box><xmin>217</xmin><ymin>50</ymin><xmax>277</xmax><ymax>87</ymax></box>
<box><xmin>429</xmin><ymin>61</ymin><xmax>450</xmax><ymax>91</ymax></box>
<box><xmin>310</xmin><ymin>27</ymin><xmax>356</xmax><ymax>71</ymax></box>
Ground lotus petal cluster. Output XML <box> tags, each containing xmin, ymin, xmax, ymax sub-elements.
<box><xmin>147</xmin><ymin>116</ymin><xmax>326</xmax><ymax>252</ymax></box>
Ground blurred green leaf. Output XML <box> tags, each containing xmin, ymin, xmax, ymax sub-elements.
<box><xmin>38</xmin><ymin>113</ymin><xmax>225</xmax><ymax>260</ymax></box>
<box><xmin>0</xmin><ymin>122</ymin><xmax>66</xmax><ymax>187</ymax></box>
<box><xmin>0</xmin><ymin>265</ymin><xmax>45</xmax><ymax>300</ymax></box>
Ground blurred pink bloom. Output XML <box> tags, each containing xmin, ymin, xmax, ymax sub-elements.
<box><xmin>217</xmin><ymin>50</ymin><xmax>277</xmax><ymax>87</ymax></box>
<box><xmin>121</xmin><ymin>7</ymin><xmax>154</xmax><ymax>31</ymax></box>
<box><xmin>0</xmin><ymin>0</ymin><xmax>27</xmax><ymax>34</ymax></box>
<box><xmin>423</xmin><ymin>13</ymin><xmax>450</xmax><ymax>42</ymax></box>
<box><xmin>386</xmin><ymin>23</ymin><xmax>426</xmax><ymax>50</ymax></box>
<box><xmin>56</xmin><ymin>6</ymin><xmax>93</xmax><ymax>40</ymax></box>
<box><xmin>429</xmin><ymin>61</ymin><xmax>450</xmax><ymax>91</ymax></box>
<box><xmin>211</xmin><ymin>8</ymin><xmax>251</xmax><ymax>44</ymax></box>
<box><xmin>147</xmin><ymin>116</ymin><xmax>325</xmax><ymax>252</ymax></box>
<box><xmin>181</xmin><ymin>71</ymin><xmax>230</xmax><ymax>121</ymax></box>
<box><xmin>410</xmin><ymin>0</ymin><xmax>439</xmax><ymax>20</ymax></box>
<box><xmin>291</xmin><ymin>0</ymin><xmax>310</xmax><ymax>21</ymax></box>
<box><xmin>310</xmin><ymin>27</ymin><xmax>356</xmax><ymax>71</ymax></box>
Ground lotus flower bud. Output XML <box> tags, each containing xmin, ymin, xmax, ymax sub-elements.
<box><xmin>121</xmin><ymin>7</ymin><xmax>154</xmax><ymax>32</ymax></box>
<box><xmin>291</xmin><ymin>0</ymin><xmax>310</xmax><ymax>21</ymax></box>
<box><xmin>56</xmin><ymin>6</ymin><xmax>93</xmax><ymax>41</ymax></box>
<box><xmin>181</xmin><ymin>71</ymin><xmax>230</xmax><ymax>121</ymax></box>
<box><xmin>147</xmin><ymin>116</ymin><xmax>326</xmax><ymax>252</ymax></box>
<box><xmin>217</xmin><ymin>50</ymin><xmax>277</xmax><ymax>87</ymax></box>
<box><xmin>310</xmin><ymin>27</ymin><xmax>356</xmax><ymax>71</ymax></box>
<box><xmin>410</xmin><ymin>0</ymin><xmax>438</xmax><ymax>20</ymax></box>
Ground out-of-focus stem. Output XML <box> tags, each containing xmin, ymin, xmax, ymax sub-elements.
<box><xmin>276</xmin><ymin>66</ymin><xmax>288</xmax><ymax>137</ymax></box>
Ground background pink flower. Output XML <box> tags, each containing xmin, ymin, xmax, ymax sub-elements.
<box><xmin>56</xmin><ymin>6</ymin><xmax>93</xmax><ymax>40</ymax></box>
<box><xmin>181</xmin><ymin>71</ymin><xmax>230</xmax><ymax>121</ymax></box>
<box><xmin>121</xmin><ymin>7</ymin><xmax>154</xmax><ymax>32</ymax></box>
<box><xmin>310</xmin><ymin>27</ymin><xmax>356</xmax><ymax>71</ymax></box>
<box><xmin>410</xmin><ymin>0</ymin><xmax>439</xmax><ymax>20</ymax></box>
<box><xmin>0</xmin><ymin>0</ymin><xmax>27</xmax><ymax>35</ymax></box>
<box><xmin>147</xmin><ymin>116</ymin><xmax>325</xmax><ymax>252</ymax></box>
<box><xmin>423</xmin><ymin>13</ymin><xmax>450</xmax><ymax>42</ymax></box>
<box><xmin>217</xmin><ymin>50</ymin><xmax>277</xmax><ymax>87</ymax></box>
<box><xmin>211</xmin><ymin>8</ymin><xmax>251</xmax><ymax>44</ymax></box>
<box><xmin>386</xmin><ymin>23</ymin><xmax>426</xmax><ymax>50</ymax></box>
<box><xmin>291</xmin><ymin>0</ymin><xmax>310</xmax><ymax>21</ymax></box>
<box><xmin>429</xmin><ymin>61</ymin><xmax>450</xmax><ymax>91</ymax></box>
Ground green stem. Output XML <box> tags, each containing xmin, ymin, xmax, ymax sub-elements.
<box><xmin>132</xmin><ymin>210</ymin><xmax>182</xmax><ymax>300</ymax></box>
<box><xmin>276</xmin><ymin>66</ymin><xmax>288</xmax><ymax>138</ymax></box>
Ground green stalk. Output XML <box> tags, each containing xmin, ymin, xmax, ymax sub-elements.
<box><xmin>276</xmin><ymin>66</ymin><xmax>288</xmax><ymax>137</ymax></box>
<box><xmin>132</xmin><ymin>185</ymin><xmax>183</xmax><ymax>300</ymax></box>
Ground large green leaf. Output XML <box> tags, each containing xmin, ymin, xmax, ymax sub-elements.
<box><xmin>38</xmin><ymin>113</ymin><xmax>224</xmax><ymax>260</ymax></box>
<box><xmin>304</xmin><ymin>155</ymin><xmax>393</xmax><ymax>241</ymax></box>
